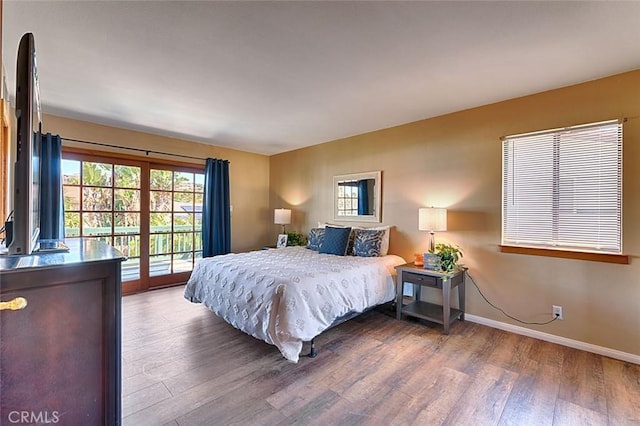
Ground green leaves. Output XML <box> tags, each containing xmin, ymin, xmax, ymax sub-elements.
<box><xmin>286</xmin><ymin>232</ymin><xmax>308</xmax><ymax>247</ymax></box>
<box><xmin>430</xmin><ymin>243</ymin><xmax>463</xmax><ymax>272</ymax></box>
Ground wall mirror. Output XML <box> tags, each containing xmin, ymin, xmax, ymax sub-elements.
<box><xmin>333</xmin><ymin>171</ymin><xmax>381</xmax><ymax>223</ymax></box>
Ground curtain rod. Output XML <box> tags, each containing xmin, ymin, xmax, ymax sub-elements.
<box><xmin>61</xmin><ymin>137</ymin><xmax>209</xmax><ymax>161</ymax></box>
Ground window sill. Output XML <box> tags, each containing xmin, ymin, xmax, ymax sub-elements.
<box><xmin>499</xmin><ymin>245</ymin><xmax>630</xmax><ymax>264</ymax></box>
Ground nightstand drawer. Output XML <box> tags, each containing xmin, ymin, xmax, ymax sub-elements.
<box><xmin>402</xmin><ymin>271</ymin><xmax>439</xmax><ymax>288</ymax></box>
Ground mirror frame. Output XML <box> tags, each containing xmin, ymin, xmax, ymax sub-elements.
<box><xmin>333</xmin><ymin>170</ymin><xmax>382</xmax><ymax>223</ymax></box>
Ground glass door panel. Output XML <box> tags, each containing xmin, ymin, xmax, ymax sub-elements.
<box><xmin>62</xmin><ymin>157</ymin><xmax>142</xmax><ymax>282</ymax></box>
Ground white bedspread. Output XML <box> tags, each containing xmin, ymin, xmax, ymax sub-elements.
<box><xmin>184</xmin><ymin>246</ymin><xmax>405</xmax><ymax>362</ymax></box>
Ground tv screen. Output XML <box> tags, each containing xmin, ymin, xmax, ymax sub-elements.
<box><xmin>8</xmin><ymin>32</ymin><xmax>42</xmax><ymax>256</ymax></box>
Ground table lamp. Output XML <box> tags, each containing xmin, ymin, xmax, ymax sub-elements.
<box><xmin>419</xmin><ymin>207</ymin><xmax>447</xmax><ymax>252</ymax></box>
<box><xmin>274</xmin><ymin>208</ymin><xmax>291</xmax><ymax>234</ymax></box>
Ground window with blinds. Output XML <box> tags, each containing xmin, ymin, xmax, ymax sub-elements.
<box><xmin>502</xmin><ymin>120</ymin><xmax>622</xmax><ymax>254</ymax></box>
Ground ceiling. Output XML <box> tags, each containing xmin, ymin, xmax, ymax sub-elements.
<box><xmin>3</xmin><ymin>1</ymin><xmax>640</xmax><ymax>156</ymax></box>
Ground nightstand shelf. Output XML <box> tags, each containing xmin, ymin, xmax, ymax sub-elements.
<box><xmin>395</xmin><ymin>263</ymin><xmax>466</xmax><ymax>334</ymax></box>
<box><xmin>401</xmin><ymin>300</ymin><xmax>463</xmax><ymax>326</ymax></box>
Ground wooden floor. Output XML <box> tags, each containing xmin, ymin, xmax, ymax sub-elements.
<box><xmin>121</xmin><ymin>285</ymin><xmax>640</xmax><ymax>426</ymax></box>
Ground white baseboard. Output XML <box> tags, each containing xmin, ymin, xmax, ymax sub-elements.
<box><xmin>465</xmin><ymin>314</ymin><xmax>640</xmax><ymax>365</ymax></box>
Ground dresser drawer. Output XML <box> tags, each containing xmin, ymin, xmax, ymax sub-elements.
<box><xmin>402</xmin><ymin>271</ymin><xmax>439</xmax><ymax>288</ymax></box>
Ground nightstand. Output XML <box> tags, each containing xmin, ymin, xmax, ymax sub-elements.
<box><xmin>395</xmin><ymin>263</ymin><xmax>466</xmax><ymax>334</ymax></box>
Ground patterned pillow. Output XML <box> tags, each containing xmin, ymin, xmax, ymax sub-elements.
<box><xmin>345</xmin><ymin>228</ymin><xmax>361</xmax><ymax>255</ymax></box>
<box><xmin>319</xmin><ymin>226</ymin><xmax>352</xmax><ymax>256</ymax></box>
<box><xmin>306</xmin><ymin>228</ymin><xmax>325</xmax><ymax>251</ymax></box>
<box><xmin>365</xmin><ymin>225</ymin><xmax>390</xmax><ymax>255</ymax></box>
<box><xmin>352</xmin><ymin>229</ymin><xmax>385</xmax><ymax>257</ymax></box>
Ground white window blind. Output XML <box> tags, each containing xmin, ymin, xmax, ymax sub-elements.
<box><xmin>502</xmin><ymin>120</ymin><xmax>622</xmax><ymax>254</ymax></box>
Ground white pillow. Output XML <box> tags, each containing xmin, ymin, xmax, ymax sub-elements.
<box><xmin>317</xmin><ymin>222</ymin><xmax>350</xmax><ymax>229</ymax></box>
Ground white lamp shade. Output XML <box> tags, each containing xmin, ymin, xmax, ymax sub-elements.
<box><xmin>274</xmin><ymin>208</ymin><xmax>291</xmax><ymax>225</ymax></box>
<box><xmin>418</xmin><ymin>208</ymin><xmax>447</xmax><ymax>232</ymax></box>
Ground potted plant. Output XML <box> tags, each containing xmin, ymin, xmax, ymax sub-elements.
<box><xmin>286</xmin><ymin>232</ymin><xmax>307</xmax><ymax>247</ymax></box>
<box><xmin>430</xmin><ymin>243</ymin><xmax>463</xmax><ymax>272</ymax></box>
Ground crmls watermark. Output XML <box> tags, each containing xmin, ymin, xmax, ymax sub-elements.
<box><xmin>7</xmin><ymin>411</ymin><xmax>61</xmax><ymax>424</ymax></box>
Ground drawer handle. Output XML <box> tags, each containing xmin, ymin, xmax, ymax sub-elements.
<box><xmin>0</xmin><ymin>297</ymin><xmax>28</xmax><ymax>311</ymax></box>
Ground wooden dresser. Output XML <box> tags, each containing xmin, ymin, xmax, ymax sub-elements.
<box><xmin>0</xmin><ymin>239</ymin><xmax>124</xmax><ymax>425</ymax></box>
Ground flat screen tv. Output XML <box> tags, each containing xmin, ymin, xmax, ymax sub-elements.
<box><xmin>8</xmin><ymin>33</ymin><xmax>42</xmax><ymax>255</ymax></box>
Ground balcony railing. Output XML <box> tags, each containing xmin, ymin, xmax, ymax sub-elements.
<box><xmin>64</xmin><ymin>224</ymin><xmax>201</xmax><ymax>282</ymax></box>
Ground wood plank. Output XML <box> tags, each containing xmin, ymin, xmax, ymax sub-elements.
<box><xmin>558</xmin><ymin>348</ymin><xmax>607</xmax><ymax>415</ymax></box>
<box><xmin>553</xmin><ymin>399</ymin><xmax>609</xmax><ymax>426</ymax></box>
<box><xmin>400</xmin><ymin>367</ymin><xmax>471</xmax><ymax>425</ymax></box>
<box><xmin>122</xmin><ymin>371</ymin><xmax>164</xmax><ymax>397</ymax></box>
<box><xmin>174</xmin><ymin>384</ymin><xmax>289</xmax><ymax>425</ymax></box>
<box><xmin>602</xmin><ymin>357</ymin><xmax>640</xmax><ymax>425</ymax></box>
<box><xmin>266</xmin><ymin>339</ymin><xmax>379</xmax><ymax>416</ymax></box>
<box><xmin>335</xmin><ymin>334</ymin><xmax>433</xmax><ymax>402</ymax></box>
<box><xmin>122</xmin><ymin>382</ymin><xmax>172</xmax><ymax>418</ymax></box>
<box><xmin>123</xmin><ymin>351</ymin><xmax>283</xmax><ymax>425</ymax></box>
<box><xmin>417</xmin><ymin>324</ymin><xmax>498</xmax><ymax>377</ymax></box>
<box><xmin>275</xmin><ymin>390</ymin><xmax>345</xmax><ymax>426</ymax></box>
<box><xmin>162</xmin><ymin>338</ymin><xmax>272</xmax><ymax>395</ymax></box>
<box><xmin>443</xmin><ymin>364</ymin><xmax>518</xmax><ymax>425</ymax></box>
<box><xmin>310</xmin><ymin>384</ymin><xmax>409</xmax><ymax>425</ymax></box>
<box><xmin>498</xmin><ymin>362</ymin><xmax>561</xmax><ymax>425</ymax></box>
<box><xmin>487</xmin><ymin>331</ymin><xmax>540</xmax><ymax>374</ymax></box>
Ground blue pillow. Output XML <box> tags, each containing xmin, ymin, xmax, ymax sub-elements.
<box><xmin>353</xmin><ymin>229</ymin><xmax>385</xmax><ymax>257</ymax></box>
<box><xmin>306</xmin><ymin>228</ymin><xmax>325</xmax><ymax>251</ymax></box>
<box><xmin>319</xmin><ymin>226</ymin><xmax>352</xmax><ymax>256</ymax></box>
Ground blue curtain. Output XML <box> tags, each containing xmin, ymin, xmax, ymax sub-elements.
<box><xmin>357</xmin><ymin>179</ymin><xmax>370</xmax><ymax>215</ymax></box>
<box><xmin>202</xmin><ymin>158</ymin><xmax>231</xmax><ymax>257</ymax></box>
<box><xmin>39</xmin><ymin>133</ymin><xmax>64</xmax><ymax>240</ymax></box>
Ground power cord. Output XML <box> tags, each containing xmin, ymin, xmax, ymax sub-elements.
<box><xmin>466</xmin><ymin>271</ymin><xmax>559</xmax><ymax>326</ymax></box>
<box><xmin>1</xmin><ymin>211</ymin><xmax>13</xmax><ymax>243</ymax></box>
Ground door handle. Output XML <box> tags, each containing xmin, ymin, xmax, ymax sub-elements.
<box><xmin>0</xmin><ymin>297</ymin><xmax>28</xmax><ymax>311</ymax></box>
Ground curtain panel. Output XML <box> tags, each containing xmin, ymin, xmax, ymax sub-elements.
<box><xmin>202</xmin><ymin>158</ymin><xmax>231</xmax><ymax>257</ymax></box>
<box><xmin>39</xmin><ymin>132</ymin><xmax>64</xmax><ymax>240</ymax></box>
<box><xmin>357</xmin><ymin>179</ymin><xmax>370</xmax><ymax>215</ymax></box>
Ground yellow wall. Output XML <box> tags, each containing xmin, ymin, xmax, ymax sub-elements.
<box><xmin>269</xmin><ymin>70</ymin><xmax>640</xmax><ymax>356</ymax></box>
<box><xmin>42</xmin><ymin>114</ymin><xmax>271</xmax><ymax>253</ymax></box>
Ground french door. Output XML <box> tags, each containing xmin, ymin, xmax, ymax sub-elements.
<box><xmin>61</xmin><ymin>151</ymin><xmax>204</xmax><ymax>293</ymax></box>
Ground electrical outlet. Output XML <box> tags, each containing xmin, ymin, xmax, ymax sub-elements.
<box><xmin>553</xmin><ymin>305</ymin><xmax>563</xmax><ymax>320</ymax></box>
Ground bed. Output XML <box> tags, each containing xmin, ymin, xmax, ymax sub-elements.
<box><xmin>184</xmin><ymin>245</ymin><xmax>405</xmax><ymax>362</ymax></box>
